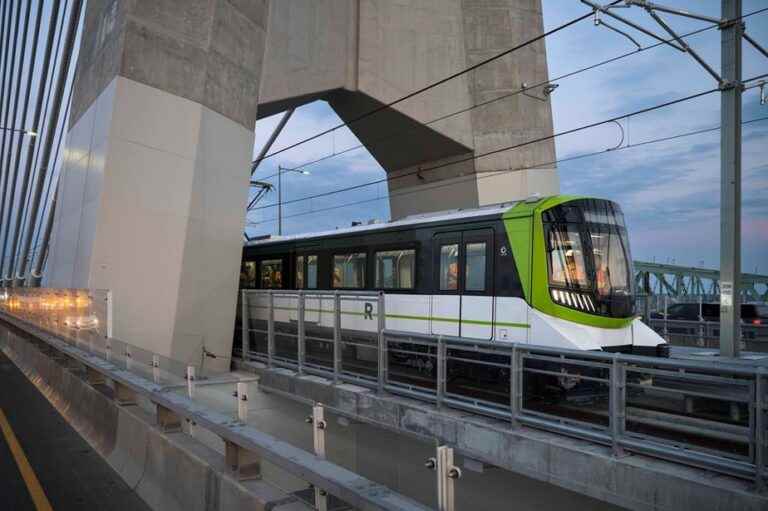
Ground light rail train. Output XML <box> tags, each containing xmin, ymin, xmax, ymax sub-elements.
<box><xmin>240</xmin><ymin>195</ymin><xmax>667</xmax><ymax>358</ymax></box>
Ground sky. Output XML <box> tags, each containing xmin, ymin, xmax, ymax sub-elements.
<box><xmin>246</xmin><ymin>1</ymin><xmax>767</xmax><ymax>273</ymax></box>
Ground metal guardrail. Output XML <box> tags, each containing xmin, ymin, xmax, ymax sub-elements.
<box><xmin>646</xmin><ymin>317</ymin><xmax>768</xmax><ymax>350</ymax></box>
<box><xmin>0</xmin><ymin>288</ymin><xmax>430</xmax><ymax>511</ymax></box>
<box><xmin>240</xmin><ymin>289</ymin><xmax>768</xmax><ymax>487</ymax></box>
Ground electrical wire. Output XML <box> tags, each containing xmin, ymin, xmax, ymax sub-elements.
<box><xmin>250</xmin><ymin>87</ymin><xmax>719</xmax><ymax>213</ymax></box>
<box><xmin>252</xmin><ymin>5</ymin><xmax>768</xmax><ymax>170</ymax></box>
<box><xmin>247</xmin><ymin>115</ymin><xmax>768</xmax><ymax>228</ymax></box>
<box><xmin>257</xmin><ymin>7</ymin><xmax>768</xmax><ymax>181</ymax></box>
<box><xmin>253</xmin><ymin>4</ymin><xmax>622</xmax><ymax>164</ymax></box>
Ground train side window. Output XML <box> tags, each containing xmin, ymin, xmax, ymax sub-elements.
<box><xmin>296</xmin><ymin>256</ymin><xmax>305</xmax><ymax>289</ymax></box>
<box><xmin>375</xmin><ymin>249</ymin><xmax>415</xmax><ymax>289</ymax></box>
<box><xmin>439</xmin><ymin>244</ymin><xmax>459</xmax><ymax>291</ymax></box>
<box><xmin>333</xmin><ymin>253</ymin><xmax>366</xmax><ymax>288</ymax></box>
<box><xmin>465</xmin><ymin>242</ymin><xmax>487</xmax><ymax>291</ymax></box>
<box><xmin>307</xmin><ymin>255</ymin><xmax>318</xmax><ymax>289</ymax></box>
<box><xmin>240</xmin><ymin>261</ymin><xmax>257</xmax><ymax>289</ymax></box>
<box><xmin>260</xmin><ymin>259</ymin><xmax>283</xmax><ymax>289</ymax></box>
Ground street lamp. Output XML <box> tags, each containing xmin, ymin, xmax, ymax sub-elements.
<box><xmin>277</xmin><ymin>165</ymin><xmax>310</xmax><ymax>236</ymax></box>
<box><xmin>0</xmin><ymin>127</ymin><xmax>37</xmax><ymax>137</ymax></box>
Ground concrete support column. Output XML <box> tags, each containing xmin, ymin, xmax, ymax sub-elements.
<box><xmin>45</xmin><ymin>0</ymin><xmax>269</xmax><ymax>370</ymax></box>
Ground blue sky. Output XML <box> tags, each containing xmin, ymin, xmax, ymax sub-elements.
<box><xmin>246</xmin><ymin>1</ymin><xmax>767</xmax><ymax>273</ymax></box>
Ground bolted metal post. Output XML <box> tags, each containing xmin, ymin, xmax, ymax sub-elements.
<box><xmin>436</xmin><ymin>336</ymin><xmax>445</xmax><ymax>409</ymax></box>
<box><xmin>241</xmin><ymin>290</ymin><xmax>250</xmax><ymax>362</ymax></box>
<box><xmin>756</xmin><ymin>367</ymin><xmax>766</xmax><ymax>491</ymax></box>
<box><xmin>698</xmin><ymin>295</ymin><xmax>705</xmax><ymax>347</ymax></box>
<box><xmin>187</xmin><ymin>365</ymin><xmax>196</xmax><ymax>399</ymax></box>
<box><xmin>510</xmin><ymin>344</ymin><xmax>520</xmax><ymax>428</ymax></box>
<box><xmin>124</xmin><ymin>345</ymin><xmax>132</xmax><ymax>372</ymax></box>
<box><xmin>152</xmin><ymin>354</ymin><xmax>160</xmax><ymax>384</ymax></box>
<box><xmin>298</xmin><ymin>291</ymin><xmax>306</xmax><ymax>375</ymax></box>
<box><xmin>663</xmin><ymin>295</ymin><xmax>669</xmax><ymax>339</ymax></box>
<box><xmin>426</xmin><ymin>445</ymin><xmax>460</xmax><ymax>511</ymax></box>
<box><xmin>105</xmin><ymin>338</ymin><xmax>112</xmax><ymax>362</ymax></box>
<box><xmin>106</xmin><ymin>290</ymin><xmax>114</xmax><ymax>339</ymax></box>
<box><xmin>307</xmin><ymin>403</ymin><xmax>328</xmax><ymax>511</ymax></box>
<box><xmin>267</xmin><ymin>291</ymin><xmax>275</xmax><ymax>368</ymax></box>
<box><xmin>377</xmin><ymin>292</ymin><xmax>386</xmax><ymax>395</ymax></box>
<box><xmin>333</xmin><ymin>292</ymin><xmax>341</xmax><ymax>384</ymax></box>
<box><xmin>610</xmin><ymin>355</ymin><xmax>626</xmax><ymax>457</ymax></box>
<box><xmin>236</xmin><ymin>382</ymin><xmax>248</xmax><ymax>422</ymax></box>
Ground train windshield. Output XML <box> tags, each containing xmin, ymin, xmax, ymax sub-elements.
<box><xmin>543</xmin><ymin>199</ymin><xmax>635</xmax><ymax>318</ymax></box>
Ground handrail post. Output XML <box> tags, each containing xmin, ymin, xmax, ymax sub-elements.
<box><xmin>427</xmin><ymin>445</ymin><xmax>460</xmax><ymax>511</ymax></box>
<box><xmin>610</xmin><ymin>354</ymin><xmax>626</xmax><ymax>457</ymax></box>
<box><xmin>308</xmin><ymin>403</ymin><xmax>329</xmax><ymax>510</ymax></box>
<box><xmin>187</xmin><ymin>365</ymin><xmax>196</xmax><ymax>399</ymax></box>
<box><xmin>663</xmin><ymin>295</ymin><xmax>669</xmax><ymax>339</ymax></box>
<box><xmin>125</xmin><ymin>345</ymin><xmax>132</xmax><ymax>371</ymax></box>
<box><xmin>152</xmin><ymin>354</ymin><xmax>160</xmax><ymax>384</ymax></box>
<box><xmin>333</xmin><ymin>292</ymin><xmax>341</xmax><ymax>384</ymax></box>
<box><xmin>267</xmin><ymin>290</ymin><xmax>275</xmax><ymax>368</ymax></box>
<box><xmin>510</xmin><ymin>344</ymin><xmax>519</xmax><ymax>428</ymax></box>
<box><xmin>298</xmin><ymin>291</ymin><xmax>306</xmax><ymax>375</ymax></box>
<box><xmin>756</xmin><ymin>367</ymin><xmax>766</xmax><ymax>491</ymax></box>
<box><xmin>237</xmin><ymin>382</ymin><xmax>249</xmax><ymax>422</ymax></box>
<box><xmin>436</xmin><ymin>336</ymin><xmax>445</xmax><ymax>409</ymax></box>
<box><xmin>377</xmin><ymin>292</ymin><xmax>386</xmax><ymax>395</ymax></box>
<box><xmin>105</xmin><ymin>338</ymin><xmax>112</xmax><ymax>362</ymax></box>
<box><xmin>241</xmin><ymin>290</ymin><xmax>250</xmax><ymax>362</ymax></box>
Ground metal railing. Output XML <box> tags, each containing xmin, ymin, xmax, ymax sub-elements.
<box><xmin>240</xmin><ymin>289</ymin><xmax>768</xmax><ymax>487</ymax></box>
<box><xmin>0</xmin><ymin>287</ymin><xmax>429</xmax><ymax>511</ymax></box>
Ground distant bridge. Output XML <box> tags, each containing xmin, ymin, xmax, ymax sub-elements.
<box><xmin>634</xmin><ymin>261</ymin><xmax>768</xmax><ymax>302</ymax></box>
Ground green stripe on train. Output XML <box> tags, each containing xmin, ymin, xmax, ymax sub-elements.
<box><xmin>249</xmin><ymin>305</ymin><xmax>529</xmax><ymax>328</ymax></box>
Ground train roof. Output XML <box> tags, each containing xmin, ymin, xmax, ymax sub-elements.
<box><xmin>244</xmin><ymin>199</ymin><xmax>533</xmax><ymax>248</ymax></box>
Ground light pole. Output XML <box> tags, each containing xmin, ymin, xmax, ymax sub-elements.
<box><xmin>0</xmin><ymin>127</ymin><xmax>37</xmax><ymax>137</ymax></box>
<box><xmin>277</xmin><ymin>165</ymin><xmax>310</xmax><ymax>236</ymax></box>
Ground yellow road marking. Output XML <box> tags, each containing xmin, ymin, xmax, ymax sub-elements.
<box><xmin>0</xmin><ymin>408</ymin><xmax>53</xmax><ymax>511</ymax></box>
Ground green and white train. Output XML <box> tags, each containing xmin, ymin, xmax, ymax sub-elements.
<box><xmin>241</xmin><ymin>195</ymin><xmax>667</xmax><ymax>357</ymax></box>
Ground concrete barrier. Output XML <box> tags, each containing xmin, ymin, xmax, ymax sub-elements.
<box><xmin>237</xmin><ymin>359</ymin><xmax>768</xmax><ymax>511</ymax></box>
<box><xmin>0</xmin><ymin>324</ymin><xmax>309</xmax><ymax>511</ymax></box>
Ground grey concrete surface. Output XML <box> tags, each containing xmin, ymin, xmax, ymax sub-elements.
<box><xmin>234</xmin><ymin>359</ymin><xmax>768</xmax><ymax>511</ymax></box>
<box><xmin>0</xmin><ymin>321</ymin><xmax>312</xmax><ymax>511</ymax></box>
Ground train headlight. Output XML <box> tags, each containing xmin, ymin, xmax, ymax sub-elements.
<box><xmin>550</xmin><ymin>289</ymin><xmax>596</xmax><ymax>313</ymax></box>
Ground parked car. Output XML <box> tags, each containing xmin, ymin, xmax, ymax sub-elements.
<box><xmin>651</xmin><ymin>302</ymin><xmax>767</xmax><ymax>324</ymax></box>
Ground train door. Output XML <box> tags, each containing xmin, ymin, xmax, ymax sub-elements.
<box><xmin>431</xmin><ymin>229</ymin><xmax>494</xmax><ymax>339</ymax></box>
<box><xmin>432</xmin><ymin>233</ymin><xmax>461</xmax><ymax>336</ymax></box>
<box><xmin>460</xmin><ymin>229</ymin><xmax>494</xmax><ymax>340</ymax></box>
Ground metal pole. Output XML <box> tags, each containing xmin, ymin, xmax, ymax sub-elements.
<box><xmin>719</xmin><ymin>0</ymin><xmax>743</xmax><ymax>358</ymax></box>
<box><xmin>187</xmin><ymin>366</ymin><xmax>196</xmax><ymax>399</ymax></box>
<box><xmin>236</xmin><ymin>382</ymin><xmax>248</xmax><ymax>422</ymax></box>
<box><xmin>333</xmin><ymin>292</ymin><xmax>341</xmax><ymax>383</ymax></box>
<box><xmin>510</xmin><ymin>345</ymin><xmax>519</xmax><ymax>428</ymax></box>
<box><xmin>309</xmin><ymin>404</ymin><xmax>328</xmax><ymax>511</ymax></box>
<box><xmin>377</xmin><ymin>292</ymin><xmax>385</xmax><ymax>394</ymax></box>
<box><xmin>241</xmin><ymin>290</ymin><xmax>249</xmax><ymax>361</ymax></box>
<box><xmin>250</xmin><ymin>109</ymin><xmax>294</xmax><ymax>176</ymax></box>
<box><xmin>152</xmin><ymin>354</ymin><xmax>160</xmax><ymax>384</ymax></box>
<box><xmin>277</xmin><ymin>165</ymin><xmax>282</xmax><ymax>236</ymax></box>
<box><xmin>298</xmin><ymin>291</ymin><xmax>305</xmax><ymax>375</ymax></box>
<box><xmin>436</xmin><ymin>336</ymin><xmax>445</xmax><ymax>409</ymax></box>
<box><xmin>267</xmin><ymin>291</ymin><xmax>275</xmax><ymax>368</ymax></box>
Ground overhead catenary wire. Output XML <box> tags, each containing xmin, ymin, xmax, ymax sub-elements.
<box><xmin>247</xmin><ymin>115</ymin><xmax>768</xmax><ymax>228</ymax></box>
<box><xmin>252</xmin><ymin>3</ymin><xmax>621</xmax><ymax>164</ymax></box>
<box><xmin>251</xmin><ymin>87</ymin><xmax>720</xmax><ymax>213</ymax></box>
<box><xmin>251</xmin><ymin>6</ymin><xmax>768</xmax><ymax>184</ymax></box>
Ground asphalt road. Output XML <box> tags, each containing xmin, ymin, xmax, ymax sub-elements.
<box><xmin>0</xmin><ymin>351</ymin><xmax>150</xmax><ymax>511</ymax></box>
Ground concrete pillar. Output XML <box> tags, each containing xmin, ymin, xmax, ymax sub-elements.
<box><xmin>45</xmin><ymin>0</ymin><xmax>268</xmax><ymax>370</ymax></box>
<box><xmin>258</xmin><ymin>0</ymin><xmax>557</xmax><ymax>219</ymax></box>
